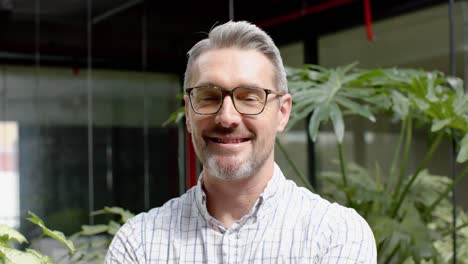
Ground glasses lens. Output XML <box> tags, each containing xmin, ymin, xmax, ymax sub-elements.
<box><xmin>233</xmin><ymin>87</ymin><xmax>266</xmax><ymax>114</ymax></box>
<box><xmin>190</xmin><ymin>86</ymin><xmax>222</xmax><ymax>114</ymax></box>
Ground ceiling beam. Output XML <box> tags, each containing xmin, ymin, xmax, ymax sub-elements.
<box><xmin>92</xmin><ymin>0</ymin><xmax>143</xmax><ymax>25</ymax></box>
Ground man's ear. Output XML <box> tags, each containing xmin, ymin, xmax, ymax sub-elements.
<box><xmin>277</xmin><ymin>93</ymin><xmax>292</xmax><ymax>133</ymax></box>
<box><xmin>184</xmin><ymin>95</ymin><xmax>192</xmax><ymax>134</ymax></box>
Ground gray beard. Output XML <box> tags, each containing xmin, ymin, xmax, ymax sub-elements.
<box><xmin>190</xmin><ymin>129</ymin><xmax>272</xmax><ymax>181</ymax></box>
<box><xmin>204</xmin><ymin>156</ymin><xmax>259</xmax><ymax>181</ymax></box>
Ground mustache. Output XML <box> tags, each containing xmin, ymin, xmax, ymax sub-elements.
<box><xmin>202</xmin><ymin>125</ymin><xmax>253</xmax><ymax>138</ymax></box>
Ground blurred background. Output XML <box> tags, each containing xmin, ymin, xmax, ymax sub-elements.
<box><xmin>0</xmin><ymin>0</ymin><xmax>466</xmax><ymax>243</ymax></box>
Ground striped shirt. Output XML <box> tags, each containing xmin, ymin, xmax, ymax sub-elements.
<box><xmin>106</xmin><ymin>163</ymin><xmax>377</xmax><ymax>263</ymax></box>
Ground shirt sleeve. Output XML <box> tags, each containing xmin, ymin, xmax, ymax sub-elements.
<box><xmin>105</xmin><ymin>216</ymin><xmax>142</xmax><ymax>264</ymax></box>
<box><xmin>320</xmin><ymin>205</ymin><xmax>377</xmax><ymax>264</ymax></box>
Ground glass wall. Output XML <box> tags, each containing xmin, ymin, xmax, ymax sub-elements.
<box><xmin>0</xmin><ymin>64</ymin><xmax>181</xmax><ymax>236</ymax></box>
<box><xmin>0</xmin><ymin>121</ymin><xmax>19</xmax><ymax>228</ymax></box>
<box><xmin>0</xmin><ymin>0</ymin><xmax>183</xmax><ymax>245</ymax></box>
<box><xmin>276</xmin><ymin>42</ymin><xmax>310</xmax><ymax>187</ymax></box>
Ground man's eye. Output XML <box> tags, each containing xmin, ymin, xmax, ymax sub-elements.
<box><xmin>199</xmin><ymin>96</ymin><xmax>219</xmax><ymax>101</ymax></box>
<box><xmin>239</xmin><ymin>94</ymin><xmax>261</xmax><ymax>102</ymax></box>
<box><xmin>196</xmin><ymin>94</ymin><xmax>220</xmax><ymax>104</ymax></box>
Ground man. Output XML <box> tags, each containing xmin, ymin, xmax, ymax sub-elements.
<box><xmin>106</xmin><ymin>21</ymin><xmax>376</xmax><ymax>263</ymax></box>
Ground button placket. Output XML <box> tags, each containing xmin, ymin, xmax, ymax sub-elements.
<box><xmin>221</xmin><ymin>231</ymin><xmax>231</xmax><ymax>263</ymax></box>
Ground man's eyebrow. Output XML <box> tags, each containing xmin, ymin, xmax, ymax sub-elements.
<box><xmin>238</xmin><ymin>84</ymin><xmax>264</xmax><ymax>89</ymax></box>
<box><xmin>193</xmin><ymin>82</ymin><xmax>216</xmax><ymax>87</ymax></box>
<box><xmin>193</xmin><ymin>82</ymin><xmax>266</xmax><ymax>89</ymax></box>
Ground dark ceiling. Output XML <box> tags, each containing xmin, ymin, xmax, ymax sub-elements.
<box><xmin>0</xmin><ymin>0</ymin><xmax>445</xmax><ymax>73</ymax></box>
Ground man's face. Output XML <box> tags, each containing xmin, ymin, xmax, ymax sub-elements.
<box><xmin>185</xmin><ymin>48</ymin><xmax>291</xmax><ymax>180</ymax></box>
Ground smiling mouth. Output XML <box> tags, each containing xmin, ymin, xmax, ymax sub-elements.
<box><xmin>208</xmin><ymin>137</ymin><xmax>250</xmax><ymax>144</ymax></box>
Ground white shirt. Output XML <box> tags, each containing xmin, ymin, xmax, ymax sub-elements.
<box><xmin>106</xmin><ymin>163</ymin><xmax>377</xmax><ymax>263</ymax></box>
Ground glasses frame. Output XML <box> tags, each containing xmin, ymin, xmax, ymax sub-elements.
<box><xmin>185</xmin><ymin>85</ymin><xmax>285</xmax><ymax>115</ymax></box>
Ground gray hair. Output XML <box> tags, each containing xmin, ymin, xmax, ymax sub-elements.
<box><xmin>184</xmin><ymin>21</ymin><xmax>288</xmax><ymax>93</ymax></box>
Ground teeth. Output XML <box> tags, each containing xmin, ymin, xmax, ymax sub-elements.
<box><xmin>212</xmin><ymin>138</ymin><xmax>247</xmax><ymax>144</ymax></box>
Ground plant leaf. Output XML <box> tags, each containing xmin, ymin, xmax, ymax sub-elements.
<box><xmin>91</xmin><ymin>207</ymin><xmax>134</xmax><ymax>223</ymax></box>
<box><xmin>324</xmin><ymin>71</ymin><xmax>342</xmax><ymax>103</ymax></box>
<box><xmin>0</xmin><ymin>246</ymin><xmax>54</xmax><ymax>264</ymax></box>
<box><xmin>411</xmin><ymin>96</ymin><xmax>430</xmax><ymax>111</ymax></box>
<box><xmin>334</xmin><ymin>96</ymin><xmax>376</xmax><ymax>122</ymax></box>
<box><xmin>453</xmin><ymin>94</ymin><xmax>468</xmax><ymax>117</ymax></box>
<box><xmin>457</xmin><ymin>133</ymin><xmax>468</xmax><ymax>163</ymax></box>
<box><xmin>431</xmin><ymin>118</ymin><xmax>452</xmax><ymax>132</ymax></box>
<box><xmin>447</xmin><ymin>76</ymin><xmax>464</xmax><ymax>96</ymax></box>
<box><xmin>162</xmin><ymin>106</ymin><xmax>185</xmax><ymax>126</ymax></box>
<box><xmin>425</xmin><ymin>72</ymin><xmax>438</xmax><ymax>103</ymax></box>
<box><xmin>79</xmin><ymin>225</ymin><xmax>109</xmax><ymax>236</ymax></box>
<box><xmin>0</xmin><ymin>224</ymin><xmax>28</xmax><ymax>246</ymax></box>
<box><xmin>329</xmin><ymin>103</ymin><xmax>345</xmax><ymax>143</ymax></box>
<box><xmin>26</xmin><ymin>211</ymin><xmax>75</xmax><ymax>254</ymax></box>
<box><xmin>391</xmin><ymin>90</ymin><xmax>410</xmax><ymax>118</ymax></box>
<box><xmin>368</xmin><ymin>216</ymin><xmax>396</xmax><ymax>245</ymax></box>
<box><xmin>107</xmin><ymin>220</ymin><xmax>121</xmax><ymax>236</ymax></box>
<box><xmin>307</xmin><ymin>104</ymin><xmax>329</xmax><ymax>142</ymax></box>
<box><xmin>337</xmin><ymin>61</ymin><xmax>358</xmax><ymax>76</ymax></box>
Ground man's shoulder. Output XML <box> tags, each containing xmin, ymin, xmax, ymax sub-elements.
<box><xmin>280</xmin><ymin>178</ymin><xmax>332</xmax><ymax>212</ymax></box>
<box><xmin>281</xmin><ymin>178</ymin><xmax>369</xmax><ymax>226</ymax></box>
<box><xmin>122</xmin><ymin>187</ymin><xmax>196</xmax><ymax>231</ymax></box>
<box><xmin>106</xmin><ymin>188</ymin><xmax>198</xmax><ymax>260</ymax></box>
<box><xmin>280</xmin><ymin>179</ymin><xmax>376</xmax><ymax>257</ymax></box>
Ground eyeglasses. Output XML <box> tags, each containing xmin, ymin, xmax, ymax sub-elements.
<box><xmin>185</xmin><ymin>85</ymin><xmax>284</xmax><ymax>115</ymax></box>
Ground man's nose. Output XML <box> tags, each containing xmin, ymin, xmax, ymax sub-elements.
<box><xmin>214</xmin><ymin>96</ymin><xmax>241</xmax><ymax>128</ymax></box>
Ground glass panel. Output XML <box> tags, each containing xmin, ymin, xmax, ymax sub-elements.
<box><xmin>276</xmin><ymin>42</ymin><xmax>309</xmax><ymax>187</ymax></box>
<box><xmin>0</xmin><ymin>121</ymin><xmax>19</xmax><ymax>228</ymax></box>
<box><xmin>91</xmin><ymin>70</ymin><xmax>181</xmax><ymax>215</ymax></box>
<box><xmin>0</xmin><ymin>0</ymin><xmax>182</xmax><ymax>254</ymax></box>
<box><xmin>13</xmin><ymin>66</ymin><xmax>89</xmax><ymax>236</ymax></box>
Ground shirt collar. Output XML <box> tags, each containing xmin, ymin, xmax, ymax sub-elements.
<box><xmin>256</xmin><ymin>162</ymin><xmax>284</xmax><ymax>218</ymax></box>
<box><xmin>194</xmin><ymin>163</ymin><xmax>285</xmax><ymax>231</ymax></box>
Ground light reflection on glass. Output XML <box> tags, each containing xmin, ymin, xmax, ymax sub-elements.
<box><xmin>0</xmin><ymin>122</ymin><xmax>19</xmax><ymax>228</ymax></box>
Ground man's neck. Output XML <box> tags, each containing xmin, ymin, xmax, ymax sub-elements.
<box><xmin>202</xmin><ymin>161</ymin><xmax>275</xmax><ymax>228</ymax></box>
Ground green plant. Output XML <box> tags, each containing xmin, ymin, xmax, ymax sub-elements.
<box><xmin>0</xmin><ymin>212</ymin><xmax>74</xmax><ymax>264</ymax></box>
<box><xmin>0</xmin><ymin>207</ymin><xmax>133</xmax><ymax>264</ymax></box>
<box><xmin>286</xmin><ymin>63</ymin><xmax>468</xmax><ymax>263</ymax></box>
<box><xmin>68</xmin><ymin>207</ymin><xmax>134</xmax><ymax>264</ymax></box>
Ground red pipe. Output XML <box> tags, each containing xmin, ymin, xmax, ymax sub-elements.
<box><xmin>364</xmin><ymin>0</ymin><xmax>374</xmax><ymax>41</ymax></box>
<box><xmin>186</xmin><ymin>131</ymin><xmax>197</xmax><ymax>188</ymax></box>
<box><xmin>256</xmin><ymin>0</ymin><xmax>374</xmax><ymax>42</ymax></box>
<box><xmin>256</xmin><ymin>0</ymin><xmax>354</xmax><ymax>28</ymax></box>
